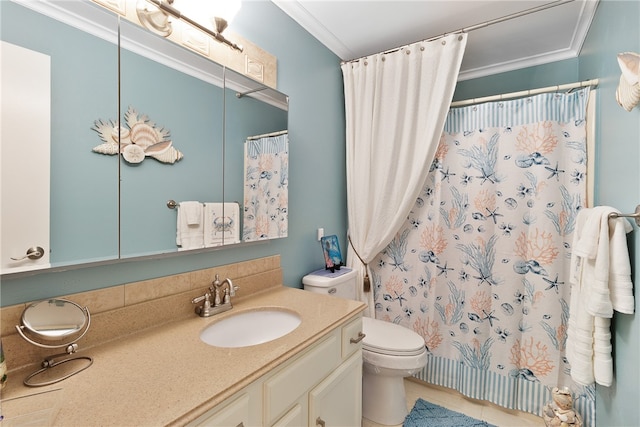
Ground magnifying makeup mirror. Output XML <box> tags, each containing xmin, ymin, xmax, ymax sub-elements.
<box><xmin>15</xmin><ymin>299</ymin><xmax>93</xmax><ymax>387</ymax></box>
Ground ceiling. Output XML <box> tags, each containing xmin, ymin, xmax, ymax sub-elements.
<box><xmin>271</xmin><ymin>0</ymin><xmax>599</xmax><ymax>81</ymax></box>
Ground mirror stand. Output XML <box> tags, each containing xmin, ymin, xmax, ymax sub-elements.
<box><xmin>15</xmin><ymin>299</ymin><xmax>93</xmax><ymax>387</ymax></box>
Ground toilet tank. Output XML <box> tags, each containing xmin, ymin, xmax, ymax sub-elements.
<box><xmin>302</xmin><ymin>268</ymin><xmax>358</xmax><ymax>300</ymax></box>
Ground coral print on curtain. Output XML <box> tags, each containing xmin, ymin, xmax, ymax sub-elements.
<box><xmin>371</xmin><ymin>88</ymin><xmax>595</xmax><ymax>426</ymax></box>
<box><xmin>243</xmin><ymin>133</ymin><xmax>288</xmax><ymax>241</ymax></box>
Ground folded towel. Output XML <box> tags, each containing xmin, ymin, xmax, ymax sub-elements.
<box><xmin>176</xmin><ymin>202</ymin><xmax>204</xmax><ymax>250</ymax></box>
<box><xmin>203</xmin><ymin>202</ymin><xmax>240</xmax><ymax>247</ymax></box>
<box><xmin>179</xmin><ymin>201</ymin><xmax>202</xmax><ymax>225</ymax></box>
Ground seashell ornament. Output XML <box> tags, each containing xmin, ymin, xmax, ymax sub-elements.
<box><xmin>615</xmin><ymin>52</ymin><xmax>640</xmax><ymax>112</ymax></box>
<box><xmin>122</xmin><ymin>144</ymin><xmax>145</xmax><ymax>164</ymax></box>
<box><xmin>92</xmin><ymin>107</ymin><xmax>184</xmax><ymax>164</ymax></box>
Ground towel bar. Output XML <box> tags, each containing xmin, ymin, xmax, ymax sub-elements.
<box><xmin>608</xmin><ymin>204</ymin><xmax>640</xmax><ymax>226</ymax></box>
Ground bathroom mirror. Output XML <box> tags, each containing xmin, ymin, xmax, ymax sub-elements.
<box><xmin>1</xmin><ymin>0</ymin><xmax>120</xmax><ymax>274</ymax></box>
<box><xmin>16</xmin><ymin>298</ymin><xmax>93</xmax><ymax>386</ymax></box>
<box><xmin>224</xmin><ymin>68</ymin><xmax>289</xmax><ymax>242</ymax></box>
<box><xmin>0</xmin><ymin>0</ymin><xmax>289</xmax><ymax>275</ymax></box>
<box><xmin>19</xmin><ymin>299</ymin><xmax>89</xmax><ymax>343</ymax></box>
<box><xmin>118</xmin><ymin>17</ymin><xmax>225</xmax><ymax>258</ymax></box>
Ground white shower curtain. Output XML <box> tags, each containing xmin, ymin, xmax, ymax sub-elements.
<box><xmin>341</xmin><ymin>34</ymin><xmax>467</xmax><ymax>316</ymax></box>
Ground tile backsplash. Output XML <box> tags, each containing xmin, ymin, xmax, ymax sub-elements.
<box><xmin>1</xmin><ymin>256</ymin><xmax>282</xmax><ymax>373</ymax></box>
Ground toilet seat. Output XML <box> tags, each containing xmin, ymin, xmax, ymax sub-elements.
<box><xmin>362</xmin><ymin>317</ymin><xmax>425</xmax><ymax>356</ymax></box>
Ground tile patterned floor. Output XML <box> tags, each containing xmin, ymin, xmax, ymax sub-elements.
<box><xmin>363</xmin><ymin>378</ymin><xmax>546</xmax><ymax>427</ymax></box>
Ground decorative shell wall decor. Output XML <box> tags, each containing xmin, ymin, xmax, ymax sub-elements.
<box><xmin>615</xmin><ymin>52</ymin><xmax>640</xmax><ymax>112</ymax></box>
<box><xmin>92</xmin><ymin>106</ymin><xmax>184</xmax><ymax>164</ymax></box>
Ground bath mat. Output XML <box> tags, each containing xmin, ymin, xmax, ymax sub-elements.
<box><xmin>403</xmin><ymin>398</ymin><xmax>496</xmax><ymax>427</ymax></box>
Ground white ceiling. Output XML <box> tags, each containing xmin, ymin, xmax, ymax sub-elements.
<box><xmin>271</xmin><ymin>0</ymin><xmax>599</xmax><ymax>81</ymax></box>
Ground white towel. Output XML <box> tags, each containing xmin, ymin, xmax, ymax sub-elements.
<box><xmin>566</xmin><ymin>206</ymin><xmax>634</xmax><ymax>387</ymax></box>
<box><xmin>608</xmin><ymin>216</ymin><xmax>634</xmax><ymax>314</ymax></box>
<box><xmin>176</xmin><ymin>202</ymin><xmax>204</xmax><ymax>250</ymax></box>
<box><xmin>180</xmin><ymin>201</ymin><xmax>202</xmax><ymax>225</ymax></box>
<box><xmin>203</xmin><ymin>202</ymin><xmax>240</xmax><ymax>247</ymax></box>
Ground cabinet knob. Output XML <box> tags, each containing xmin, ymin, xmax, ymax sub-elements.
<box><xmin>349</xmin><ymin>332</ymin><xmax>366</xmax><ymax>344</ymax></box>
<box><xmin>316</xmin><ymin>416</ymin><xmax>326</xmax><ymax>427</ymax></box>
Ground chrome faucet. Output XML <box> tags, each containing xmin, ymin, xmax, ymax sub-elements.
<box><xmin>192</xmin><ymin>274</ymin><xmax>239</xmax><ymax>317</ymax></box>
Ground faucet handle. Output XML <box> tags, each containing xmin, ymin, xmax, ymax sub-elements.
<box><xmin>192</xmin><ymin>292</ymin><xmax>211</xmax><ymax>305</ymax></box>
<box><xmin>230</xmin><ymin>285</ymin><xmax>239</xmax><ymax>297</ymax></box>
<box><xmin>192</xmin><ymin>292</ymin><xmax>212</xmax><ymax>316</ymax></box>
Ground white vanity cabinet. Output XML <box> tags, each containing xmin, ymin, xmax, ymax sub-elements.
<box><xmin>186</xmin><ymin>382</ymin><xmax>262</xmax><ymax>427</ymax></box>
<box><xmin>186</xmin><ymin>314</ymin><xmax>363</xmax><ymax>427</ymax></box>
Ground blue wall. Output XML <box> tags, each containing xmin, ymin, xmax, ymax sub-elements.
<box><xmin>0</xmin><ymin>1</ymin><xmax>347</xmax><ymax>305</ymax></box>
<box><xmin>579</xmin><ymin>1</ymin><xmax>639</xmax><ymax>426</ymax></box>
<box><xmin>454</xmin><ymin>1</ymin><xmax>639</xmax><ymax>425</ymax></box>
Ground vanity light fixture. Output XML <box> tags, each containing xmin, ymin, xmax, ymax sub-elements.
<box><xmin>136</xmin><ymin>0</ymin><xmax>243</xmax><ymax>52</ymax></box>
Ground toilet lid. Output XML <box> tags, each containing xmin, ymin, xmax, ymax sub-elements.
<box><xmin>362</xmin><ymin>317</ymin><xmax>425</xmax><ymax>356</ymax></box>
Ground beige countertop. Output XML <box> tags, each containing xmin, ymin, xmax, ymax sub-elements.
<box><xmin>2</xmin><ymin>286</ymin><xmax>365</xmax><ymax>426</ymax></box>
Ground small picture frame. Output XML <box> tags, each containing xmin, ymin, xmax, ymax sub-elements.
<box><xmin>321</xmin><ymin>235</ymin><xmax>343</xmax><ymax>272</ymax></box>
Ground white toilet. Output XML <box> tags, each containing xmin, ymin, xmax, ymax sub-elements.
<box><xmin>302</xmin><ymin>268</ymin><xmax>428</xmax><ymax>425</ymax></box>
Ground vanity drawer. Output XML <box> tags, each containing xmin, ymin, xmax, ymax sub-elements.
<box><xmin>341</xmin><ymin>315</ymin><xmax>364</xmax><ymax>359</ymax></box>
<box><xmin>264</xmin><ymin>332</ymin><xmax>340</xmax><ymax>425</ymax></box>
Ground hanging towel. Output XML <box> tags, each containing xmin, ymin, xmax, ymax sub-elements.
<box><xmin>203</xmin><ymin>202</ymin><xmax>240</xmax><ymax>247</ymax></box>
<box><xmin>180</xmin><ymin>201</ymin><xmax>202</xmax><ymax>225</ymax></box>
<box><xmin>566</xmin><ymin>206</ymin><xmax>634</xmax><ymax>386</ymax></box>
<box><xmin>176</xmin><ymin>201</ymin><xmax>204</xmax><ymax>250</ymax></box>
<box><xmin>608</xmin><ymin>216</ymin><xmax>635</xmax><ymax>314</ymax></box>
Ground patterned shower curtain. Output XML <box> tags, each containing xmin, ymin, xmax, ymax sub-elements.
<box><xmin>371</xmin><ymin>88</ymin><xmax>595</xmax><ymax>425</ymax></box>
<box><xmin>242</xmin><ymin>133</ymin><xmax>288</xmax><ymax>241</ymax></box>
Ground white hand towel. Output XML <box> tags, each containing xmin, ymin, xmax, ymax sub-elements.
<box><xmin>573</xmin><ymin>206</ymin><xmax>609</xmax><ymax>259</ymax></box>
<box><xmin>585</xmin><ymin>210</ymin><xmax>615</xmax><ymax>318</ymax></box>
<box><xmin>176</xmin><ymin>202</ymin><xmax>204</xmax><ymax>250</ymax></box>
<box><xmin>180</xmin><ymin>201</ymin><xmax>203</xmax><ymax>225</ymax></box>
<box><xmin>608</xmin><ymin>216</ymin><xmax>634</xmax><ymax>314</ymax></box>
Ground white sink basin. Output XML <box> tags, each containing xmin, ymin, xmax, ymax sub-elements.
<box><xmin>200</xmin><ymin>309</ymin><xmax>302</xmax><ymax>348</ymax></box>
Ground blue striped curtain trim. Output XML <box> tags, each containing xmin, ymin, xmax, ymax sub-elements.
<box><xmin>445</xmin><ymin>87</ymin><xmax>591</xmax><ymax>133</ymax></box>
<box><xmin>245</xmin><ymin>134</ymin><xmax>289</xmax><ymax>157</ymax></box>
<box><xmin>415</xmin><ymin>356</ymin><xmax>594</xmax><ymax>427</ymax></box>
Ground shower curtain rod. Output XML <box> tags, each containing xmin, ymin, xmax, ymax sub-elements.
<box><xmin>342</xmin><ymin>0</ymin><xmax>574</xmax><ymax>64</ymax></box>
<box><xmin>246</xmin><ymin>130</ymin><xmax>288</xmax><ymax>140</ymax></box>
<box><xmin>450</xmin><ymin>79</ymin><xmax>599</xmax><ymax>107</ymax></box>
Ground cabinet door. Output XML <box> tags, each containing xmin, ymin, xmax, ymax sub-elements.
<box><xmin>1</xmin><ymin>41</ymin><xmax>51</xmax><ymax>274</ymax></box>
<box><xmin>264</xmin><ymin>334</ymin><xmax>339</xmax><ymax>425</ymax></box>
<box><xmin>272</xmin><ymin>403</ymin><xmax>304</xmax><ymax>427</ymax></box>
<box><xmin>309</xmin><ymin>352</ymin><xmax>362</xmax><ymax>427</ymax></box>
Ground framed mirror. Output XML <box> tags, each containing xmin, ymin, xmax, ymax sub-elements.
<box><xmin>19</xmin><ymin>299</ymin><xmax>88</xmax><ymax>342</ymax></box>
<box><xmin>16</xmin><ymin>298</ymin><xmax>92</xmax><ymax>386</ymax></box>
<box><xmin>0</xmin><ymin>0</ymin><xmax>289</xmax><ymax>277</ymax></box>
